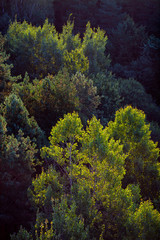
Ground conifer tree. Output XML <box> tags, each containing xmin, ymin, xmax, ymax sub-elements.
<box><xmin>1</xmin><ymin>94</ymin><xmax>46</xmax><ymax>147</ymax></box>
<box><xmin>0</xmin><ymin>33</ymin><xmax>18</xmax><ymax>103</ymax></box>
<box><xmin>107</xmin><ymin>106</ymin><xmax>160</xmax><ymax>199</ymax></box>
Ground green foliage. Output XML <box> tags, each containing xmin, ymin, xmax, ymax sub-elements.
<box><xmin>41</xmin><ymin>112</ymin><xmax>84</xmax><ymax>200</ymax></box>
<box><xmin>0</xmin><ymin>130</ymin><xmax>37</xmax><ymax>238</ymax></box>
<box><xmin>12</xmin><ymin>71</ymin><xmax>78</xmax><ymax>130</ymax></box>
<box><xmin>107</xmin><ymin>106</ymin><xmax>160</xmax><ymax>198</ymax></box>
<box><xmin>7</xmin><ymin>19</ymin><xmax>63</xmax><ymax>78</ymax></box>
<box><xmin>28</xmin><ymin>167</ymin><xmax>62</xmax><ymax>210</ymax></box>
<box><xmin>1</xmin><ymin>2</ymin><xmax>160</xmax><ymax>239</ymax></box>
<box><xmin>117</xmin><ymin>78</ymin><xmax>160</xmax><ymax>123</ymax></box>
<box><xmin>150</xmin><ymin>122</ymin><xmax>160</xmax><ymax>147</ymax></box>
<box><xmin>11</xmin><ymin>110</ymin><xmax>160</xmax><ymax>239</ymax></box>
<box><xmin>125</xmin><ymin>184</ymin><xmax>141</xmax><ymax>209</ymax></box>
<box><xmin>82</xmin><ymin>22</ymin><xmax>110</xmax><ymax>75</ymax></box>
<box><xmin>107</xmin><ymin>15</ymin><xmax>147</xmax><ymax>65</ymax></box>
<box><xmin>11</xmin><ymin>221</ymin><xmax>55</xmax><ymax>240</ymax></box>
<box><xmin>11</xmin><ymin>226</ymin><xmax>33</xmax><ymax>240</ymax></box>
<box><xmin>74</xmin><ymin>117</ymin><xmax>132</xmax><ymax>239</ymax></box>
<box><xmin>63</xmin><ymin>48</ymin><xmax>89</xmax><ymax>75</ymax></box>
<box><xmin>92</xmin><ymin>72</ymin><xmax>121</xmax><ymax>125</ymax></box>
<box><xmin>119</xmin><ymin>0</ymin><xmax>160</xmax><ymax>35</ymax></box>
<box><xmin>7</xmin><ymin>19</ymin><xmax>109</xmax><ymax>78</ymax></box>
<box><xmin>51</xmin><ymin>198</ymin><xmax>89</xmax><ymax>240</ymax></box>
<box><xmin>0</xmin><ymin>114</ymin><xmax>7</xmax><ymax>152</ymax></box>
<box><xmin>79</xmin><ymin>116</ymin><xmax>126</xmax><ymax>204</ymax></box>
<box><xmin>113</xmin><ymin>35</ymin><xmax>160</xmax><ymax>104</ymax></box>
<box><xmin>1</xmin><ymin>93</ymin><xmax>46</xmax><ymax>147</ymax></box>
<box><xmin>0</xmin><ymin>33</ymin><xmax>18</xmax><ymax>102</ymax></box>
<box><xmin>41</xmin><ymin>112</ymin><xmax>134</xmax><ymax>239</ymax></box>
<box><xmin>126</xmin><ymin>200</ymin><xmax>160</xmax><ymax>240</ymax></box>
<box><xmin>59</xmin><ymin>19</ymin><xmax>81</xmax><ymax>52</ymax></box>
<box><xmin>48</xmin><ymin>111</ymin><xmax>82</xmax><ymax>143</ymax></box>
<box><xmin>12</xmin><ymin>71</ymin><xmax>100</xmax><ymax>132</ymax></box>
<box><xmin>42</xmin><ymin>112</ymin><xmax>83</xmax><ymax>165</ymax></box>
<box><xmin>71</xmin><ymin>72</ymin><xmax>100</xmax><ymax>122</ymax></box>
<box><xmin>4</xmin><ymin>130</ymin><xmax>37</xmax><ymax>170</ymax></box>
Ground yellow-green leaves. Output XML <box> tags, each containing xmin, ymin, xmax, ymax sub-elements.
<box><xmin>29</xmin><ymin>167</ymin><xmax>62</xmax><ymax>208</ymax></box>
<box><xmin>63</xmin><ymin>49</ymin><xmax>89</xmax><ymax>75</ymax></box>
<box><xmin>34</xmin><ymin>109</ymin><xmax>160</xmax><ymax>239</ymax></box>
<box><xmin>49</xmin><ymin>112</ymin><xmax>83</xmax><ymax>145</ymax></box>
<box><xmin>41</xmin><ymin>112</ymin><xmax>83</xmax><ymax>195</ymax></box>
<box><xmin>60</xmin><ymin>19</ymin><xmax>81</xmax><ymax>52</ymax></box>
<box><xmin>7</xmin><ymin>19</ymin><xmax>110</xmax><ymax>78</ymax></box>
<box><xmin>107</xmin><ymin>106</ymin><xmax>159</xmax><ymax>161</ymax></box>
<box><xmin>107</xmin><ymin>106</ymin><xmax>160</xmax><ymax>198</ymax></box>
<box><xmin>7</xmin><ymin>19</ymin><xmax>63</xmax><ymax>77</ymax></box>
<box><xmin>126</xmin><ymin>200</ymin><xmax>160</xmax><ymax>239</ymax></box>
<box><xmin>82</xmin><ymin>22</ymin><xmax>110</xmax><ymax>74</ymax></box>
<box><xmin>41</xmin><ymin>112</ymin><xmax>126</xmax><ymax>208</ymax></box>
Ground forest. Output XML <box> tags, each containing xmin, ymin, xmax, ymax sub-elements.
<box><xmin>0</xmin><ymin>0</ymin><xmax>160</xmax><ymax>239</ymax></box>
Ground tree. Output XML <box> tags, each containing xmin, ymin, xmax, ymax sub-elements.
<box><xmin>42</xmin><ymin>112</ymin><xmax>83</xmax><ymax>195</ymax></box>
<box><xmin>49</xmin><ymin>198</ymin><xmax>89</xmax><ymax>240</ymax></box>
<box><xmin>1</xmin><ymin>93</ymin><xmax>46</xmax><ymax>147</ymax></box>
<box><xmin>71</xmin><ymin>72</ymin><xmax>100</xmax><ymax>122</ymax></box>
<box><xmin>41</xmin><ymin>112</ymin><xmax>134</xmax><ymax>239</ymax></box>
<box><xmin>119</xmin><ymin>0</ymin><xmax>160</xmax><ymax>36</ymax></box>
<box><xmin>11</xmin><ymin>111</ymin><xmax>160</xmax><ymax>239</ymax></box>
<box><xmin>126</xmin><ymin>200</ymin><xmax>160</xmax><ymax>240</ymax></box>
<box><xmin>63</xmin><ymin>48</ymin><xmax>89</xmax><ymax>75</ymax></box>
<box><xmin>7</xmin><ymin>19</ymin><xmax>110</xmax><ymax>78</ymax></box>
<box><xmin>0</xmin><ymin>115</ymin><xmax>7</xmax><ymax>154</ymax></box>
<box><xmin>7</xmin><ymin>19</ymin><xmax>63</xmax><ymax>78</ymax></box>
<box><xmin>107</xmin><ymin>106</ymin><xmax>160</xmax><ymax>199</ymax></box>
<box><xmin>28</xmin><ymin>166</ymin><xmax>62</xmax><ymax>215</ymax></box>
<box><xmin>11</xmin><ymin>226</ymin><xmax>33</xmax><ymax>240</ymax></box>
<box><xmin>92</xmin><ymin>72</ymin><xmax>121</xmax><ymax>125</ymax></box>
<box><xmin>82</xmin><ymin>22</ymin><xmax>110</xmax><ymax>75</ymax></box>
<box><xmin>0</xmin><ymin>33</ymin><xmax>18</xmax><ymax>103</ymax></box>
<box><xmin>12</xmin><ymin>70</ymin><xmax>100</xmax><ymax>133</ymax></box>
<box><xmin>117</xmin><ymin>78</ymin><xmax>160</xmax><ymax>123</ymax></box>
<box><xmin>113</xmin><ymin>35</ymin><xmax>160</xmax><ymax>105</ymax></box>
<box><xmin>59</xmin><ymin>19</ymin><xmax>81</xmax><ymax>52</ymax></box>
<box><xmin>107</xmin><ymin>15</ymin><xmax>147</xmax><ymax>65</ymax></box>
<box><xmin>0</xmin><ymin>130</ymin><xmax>37</xmax><ymax>240</ymax></box>
<box><xmin>12</xmin><ymin>71</ymin><xmax>78</xmax><ymax>133</ymax></box>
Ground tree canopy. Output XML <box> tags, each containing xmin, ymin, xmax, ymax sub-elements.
<box><xmin>0</xmin><ymin>1</ymin><xmax>160</xmax><ymax>239</ymax></box>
